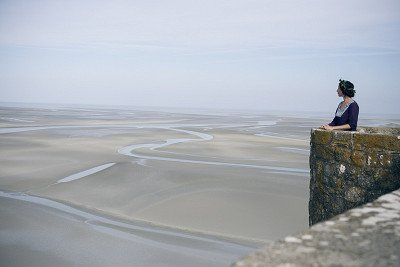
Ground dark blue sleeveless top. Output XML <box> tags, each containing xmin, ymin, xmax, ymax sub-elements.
<box><xmin>329</xmin><ymin>101</ymin><xmax>359</xmax><ymax>131</ymax></box>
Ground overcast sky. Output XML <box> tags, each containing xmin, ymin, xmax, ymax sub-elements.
<box><xmin>0</xmin><ymin>0</ymin><xmax>399</xmax><ymax>114</ymax></box>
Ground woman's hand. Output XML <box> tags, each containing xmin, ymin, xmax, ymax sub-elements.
<box><xmin>321</xmin><ymin>124</ymin><xmax>334</xmax><ymax>131</ymax></box>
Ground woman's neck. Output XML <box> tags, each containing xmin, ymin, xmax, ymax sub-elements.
<box><xmin>342</xmin><ymin>96</ymin><xmax>352</xmax><ymax>103</ymax></box>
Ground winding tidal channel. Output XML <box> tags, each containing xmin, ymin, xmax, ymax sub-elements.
<box><xmin>0</xmin><ymin>123</ymin><xmax>289</xmax><ymax>266</ymax></box>
<box><xmin>0</xmin><ymin>122</ymin><xmax>309</xmax><ymax>266</ymax></box>
<box><xmin>1</xmin><ymin>124</ymin><xmax>308</xmax><ymax>179</ymax></box>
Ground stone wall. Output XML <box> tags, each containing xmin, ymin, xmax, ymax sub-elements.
<box><xmin>309</xmin><ymin>127</ymin><xmax>400</xmax><ymax>225</ymax></box>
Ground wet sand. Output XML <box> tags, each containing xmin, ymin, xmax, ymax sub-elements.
<box><xmin>0</xmin><ymin>194</ymin><xmax>254</xmax><ymax>266</ymax></box>
<box><xmin>2</xmin><ymin>105</ymin><xmax>395</xmax><ymax>265</ymax></box>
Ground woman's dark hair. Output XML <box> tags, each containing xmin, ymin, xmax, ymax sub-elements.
<box><xmin>339</xmin><ymin>79</ymin><xmax>356</xmax><ymax>97</ymax></box>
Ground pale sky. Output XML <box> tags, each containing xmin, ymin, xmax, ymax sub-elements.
<box><xmin>0</xmin><ymin>0</ymin><xmax>399</xmax><ymax>114</ymax></box>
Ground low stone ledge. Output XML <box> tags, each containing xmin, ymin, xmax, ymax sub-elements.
<box><xmin>233</xmin><ymin>189</ymin><xmax>400</xmax><ymax>267</ymax></box>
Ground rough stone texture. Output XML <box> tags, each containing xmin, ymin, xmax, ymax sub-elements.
<box><xmin>233</xmin><ymin>189</ymin><xmax>400</xmax><ymax>267</ymax></box>
<box><xmin>309</xmin><ymin>127</ymin><xmax>400</xmax><ymax>225</ymax></box>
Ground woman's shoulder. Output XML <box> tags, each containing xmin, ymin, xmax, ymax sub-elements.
<box><xmin>349</xmin><ymin>100</ymin><xmax>359</xmax><ymax>107</ymax></box>
<box><xmin>348</xmin><ymin>100</ymin><xmax>359</xmax><ymax>112</ymax></box>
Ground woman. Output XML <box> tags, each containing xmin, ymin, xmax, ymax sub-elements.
<box><xmin>321</xmin><ymin>79</ymin><xmax>359</xmax><ymax>131</ymax></box>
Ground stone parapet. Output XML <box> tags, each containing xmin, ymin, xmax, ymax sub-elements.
<box><xmin>233</xmin><ymin>189</ymin><xmax>400</xmax><ymax>267</ymax></box>
<box><xmin>309</xmin><ymin>127</ymin><xmax>400</xmax><ymax>225</ymax></box>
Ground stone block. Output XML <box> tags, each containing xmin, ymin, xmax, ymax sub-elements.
<box><xmin>333</xmin><ymin>146</ymin><xmax>352</xmax><ymax>163</ymax></box>
<box><xmin>336</xmin><ymin>163</ymin><xmax>348</xmax><ymax>176</ymax></box>
<box><xmin>357</xmin><ymin>175</ymin><xmax>376</xmax><ymax>190</ymax></box>
<box><xmin>332</xmin><ymin>131</ymin><xmax>353</xmax><ymax>146</ymax></box>
<box><xmin>314</xmin><ymin>160</ymin><xmax>324</xmax><ymax>176</ymax></box>
<box><xmin>351</xmin><ymin>150</ymin><xmax>366</xmax><ymax>167</ymax></box>
<box><xmin>344</xmin><ymin>186</ymin><xmax>366</xmax><ymax>203</ymax></box>
<box><xmin>377</xmin><ymin>173</ymin><xmax>400</xmax><ymax>192</ymax></box>
<box><xmin>312</xmin><ymin>144</ymin><xmax>333</xmax><ymax>161</ymax></box>
<box><xmin>364</xmin><ymin>149</ymin><xmax>394</xmax><ymax>168</ymax></box>
<box><xmin>389</xmin><ymin>153</ymin><xmax>400</xmax><ymax>175</ymax></box>
<box><xmin>346</xmin><ymin>166</ymin><xmax>359</xmax><ymax>177</ymax></box>
<box><xmin>354</xmin><ymin>133</ymin><xmax>400</xmax><ymax>151</ymax></box>
<box><xmin>324</xmin><ymin>164</ymin><xmax>333</xmax><ymax>176</ymax></box>
<box><xmin>365</xmin><ymin>190</ymin><xmax>385</xmax><ymax>202</ymax></box>
<box><xmin>377</xmin><ymin>152</ymin><xmax>392</xmax><ymax>167</ymax></box>
<box><xmin>311</xmin><ymin>129</ymin><xmax>332</xmax><ymax>145</ymax></box>
<box><xmin>328</xmin><ymin>192</ymin><xmax>345</xmax><ymax>214</ymax></box>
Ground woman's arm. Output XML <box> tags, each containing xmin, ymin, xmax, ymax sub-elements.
<box><xmin>321</xmin><ymin>124</ymin><xmax>351</xmax><ymax>130</ymax></box>
<box><xmin>348</xmin><ymin>103</ymin><xmax>359</xmax><ymax>131</ymax></box>
<box><xmin>328</xmin><ymin>118</ymin><xmax>336</xmax><ymax>126</ymax></box>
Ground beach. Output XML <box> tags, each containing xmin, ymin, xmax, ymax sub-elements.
<box><xmin>1</xmin><ymin>105</ymin><xmax>397</xmax><ymax>265</ymax></box>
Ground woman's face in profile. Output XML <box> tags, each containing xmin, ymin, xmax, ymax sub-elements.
<box><xmin>337</xmin><ymin>86</ymin><xmax>344</xmax><ymax>97</ymax></box>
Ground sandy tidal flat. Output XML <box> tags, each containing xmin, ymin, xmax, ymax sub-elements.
<box><xmin>4</xmin><ymin>106</ymin><xmax>394</xmax><ymax>265</ymax></box>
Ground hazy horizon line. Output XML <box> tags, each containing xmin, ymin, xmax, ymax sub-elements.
<box><xmin>1</xmin><ymin>101</ymin><xmax>399</xmax><ymax>118</ymax></box>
